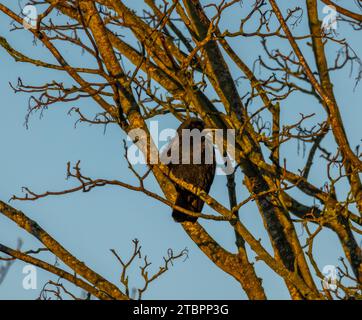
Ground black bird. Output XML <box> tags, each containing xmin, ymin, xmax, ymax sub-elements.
<box><xmin>161</xmin><ymin>118</ymin><xmax>216</xmax><ymax>223</ymax></box>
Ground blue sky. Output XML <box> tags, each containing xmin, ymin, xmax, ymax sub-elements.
<box><xmin>0</xmin><ymin>0</ymin><xmax>361</xmax><ymax>299</ymax></box>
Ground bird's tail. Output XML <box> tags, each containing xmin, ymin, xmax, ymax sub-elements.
<box><xmin>172</xmin><ymin>192</ymin><xmax>199</xmax><ymax>223</ymax></box>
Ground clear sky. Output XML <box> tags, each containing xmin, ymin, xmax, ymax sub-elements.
<box><xmin>0</xmin><ymin>0</ymin><xmax>361</xmax><ymax>299</ymax></box>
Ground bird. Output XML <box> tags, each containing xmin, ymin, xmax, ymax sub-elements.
<box><xmin>160</xmin><ymin>118</ymin><xmax>216</xmax><ymax>223</ymax></box>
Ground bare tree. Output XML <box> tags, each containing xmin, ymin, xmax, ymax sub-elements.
<box><xmin>0</xmin><ymin>0</ymin><xmax>361</xmax><ymax>300</ymax></box>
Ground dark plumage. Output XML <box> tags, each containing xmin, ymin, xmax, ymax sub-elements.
<box><xmin>161</xmin><ymin>118</ymin><xmax>216</xmax><ymax>223</ymax></box>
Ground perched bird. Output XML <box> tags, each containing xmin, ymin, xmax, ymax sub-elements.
<box><xmin>161</xmin><ymin>118</ymin><xmax>216</xmax><ymax>223</ymax></box>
